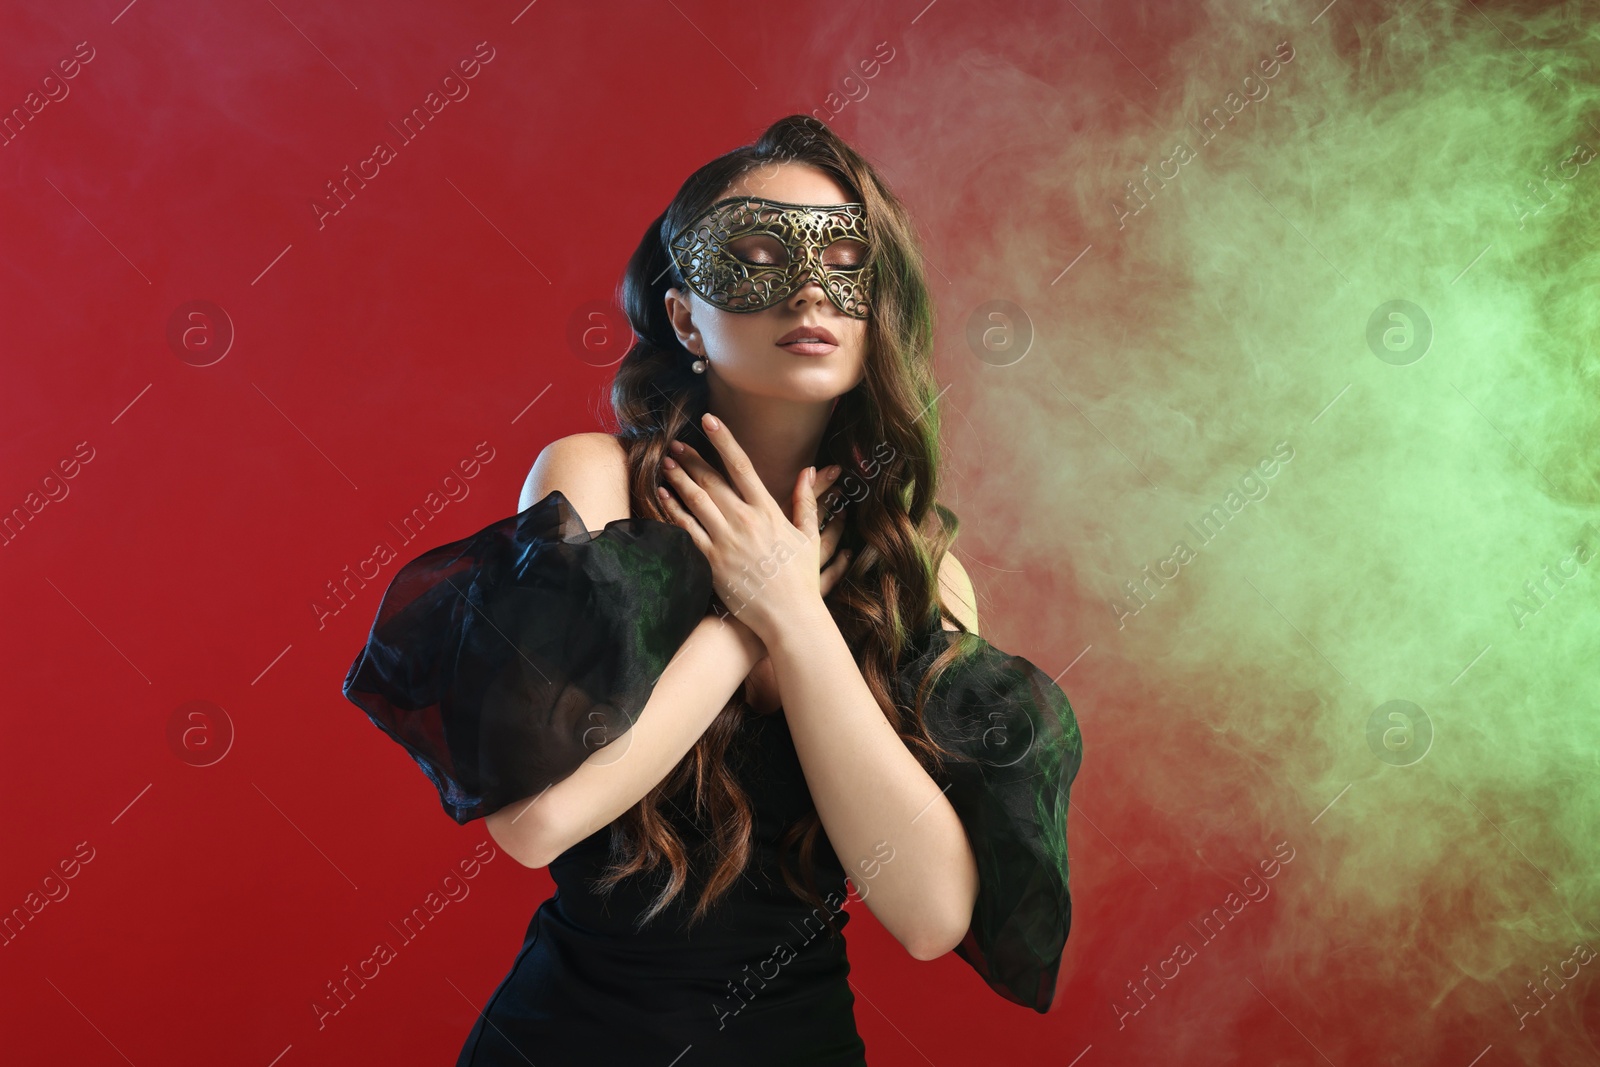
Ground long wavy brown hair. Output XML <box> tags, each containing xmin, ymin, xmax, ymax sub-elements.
<box><xmin>596</xmin><ymin>114</ymin><xmax>974</xmax><ymax>936</ymax></box>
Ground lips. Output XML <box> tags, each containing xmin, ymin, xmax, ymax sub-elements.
<box><xmin>776</xmin><ymin>325</ymin><xmax>840</xmax><ymax>346</ymax></box>
<box><xmin>777</xmin><ymin>325</ymin><xmax>839</xmax><ymax>356</ymax></box>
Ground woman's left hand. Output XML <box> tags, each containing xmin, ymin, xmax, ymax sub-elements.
<box><xmin>656</xmin><ymin>413</ymin><xmax>845</xmax><ymax>646</ymax></box>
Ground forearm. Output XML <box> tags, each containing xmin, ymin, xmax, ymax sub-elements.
<box><xmin>766</xmin><ymin>599</ymin><xmax>980</xmax><ymax>960</ymax></box>
<box><xmin>488</xmin><ymin>611</ymin><xmax>762</xmax><ymax>867</ymax></box>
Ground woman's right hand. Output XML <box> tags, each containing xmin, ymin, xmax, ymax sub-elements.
<box><xmin>710</xmin><ymin>465</ymin><xmax>851</xmax><ymax>661</ymax></box>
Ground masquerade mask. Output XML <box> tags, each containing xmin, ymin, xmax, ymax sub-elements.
<box><xmin>667</xmin><ymin>196</ymin><xmax>875</xmax><ymax>319</ymax></box>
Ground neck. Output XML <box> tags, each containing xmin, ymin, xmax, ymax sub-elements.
<box><xmin>704</xmin><ymin>379</ymin><xmax>836</xmax><ymax>508</ymax></box>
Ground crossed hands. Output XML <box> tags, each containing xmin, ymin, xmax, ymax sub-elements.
<box><xmin>656</xmin><ymin>412</ymin><xmax>852</xmax><ymax>647</ymax></box>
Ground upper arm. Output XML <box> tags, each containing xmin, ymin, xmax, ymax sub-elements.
<box><xmin>938</xmin><ymin>552</ymin><xmax>979</xmax><ymax>635</ymax></box>
<box><xmin>519</xmin><ymin>432</ymin><xmax>632</xmax><ymax>532</ymax></box>
<box><xmin>485</xmin><ymin>798</ymin><xmax>555</xmax><ymax>869</ymax></box>
<box><xmin>484</xmin><ymin>804</ymin><xmax>535</xmax><ymax>868</ymax></box>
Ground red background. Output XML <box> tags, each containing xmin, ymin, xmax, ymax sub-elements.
<box><xmin>1</xmin><ymin>2</ymin><xmax>1117</xmax><ymax>1064</ymax></box>
<box><xmin>12</xmin><ymin>1</ymin><xmax>1590</xmax><ymax>1066</ymax></box>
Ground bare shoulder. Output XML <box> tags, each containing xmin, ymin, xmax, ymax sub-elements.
<box><xmin>937</xmin><ymin>551</ymin><xmax>980</xmax><ymax>635</ymax></box>
<box><xmin>518</xmin><ymin>431</ymin><xmax>632</xmax><ymax>532</ymax></box>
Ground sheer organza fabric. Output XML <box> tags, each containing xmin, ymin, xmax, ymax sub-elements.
<box><xmin>342</xmin><ymin>489</ymin><xmax>1082</xmax><ymax>1012</ymax></box>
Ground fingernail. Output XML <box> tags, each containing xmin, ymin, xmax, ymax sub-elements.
<box><xmin>663</xmin><ymin>457</ymin><xmax>678</xmax><ymax>469</ymax></box>
<box><xmin>825</xmin><ymin>464</ymin><xmax>841</xmax><ymax>479</ymax></box>
<box><xmin>704</xmin><ymin>414</ymin><xmax>720</xmax><ymax>431</ymax></box>
<box><xmin>670</xmin><ymin>440</ymin><xmax>685</xmax><ymax>454</ymax></box>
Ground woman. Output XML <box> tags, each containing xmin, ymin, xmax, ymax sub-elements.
<box><xmin>342</xmin><ymin>114</ymin><xmax>1083</xmax><ymax>1066</ymax></box>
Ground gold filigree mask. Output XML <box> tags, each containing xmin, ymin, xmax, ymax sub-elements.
<box><xmin>667</xmin><ymin>196</ymin><xmax>875</xmax><ymax>319</ymax></box>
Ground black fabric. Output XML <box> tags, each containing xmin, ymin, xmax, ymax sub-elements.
<box><xmin>339</xmin><ymin>489</ymin><xmax>1082</xmax><ymax>1061</ymax></box>
<box><xmin>341</xmin><ymin>489</ymin><xmax>714</xmax><ymax>825</ymax></box>
<box><xmin>893</xmin><ymin>622</ymin><xmax>1084</xmax><ymax>1013</ymax></box>
<box><xmin>455</xmin><ymin>708</ymin><xmax>869</xmax><ymax>1066</ymax></box>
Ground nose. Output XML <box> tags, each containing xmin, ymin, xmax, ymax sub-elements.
<box><xmin>786</xmin><ymin>268</ymin><xmax>831</xmax><ymax>308</ymax></box>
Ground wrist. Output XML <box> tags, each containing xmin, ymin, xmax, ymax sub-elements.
<box><xmin>702</xmin><ymin>607</ymin><xmax>765</xmax><ymax>667</ymax></box>
<box><xmin>760</xmin><ymin>594</ymin><xmax>833</xmax><ymax>656</ymax></box>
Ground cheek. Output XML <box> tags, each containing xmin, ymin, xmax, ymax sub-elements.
<box><xmin>706</xmin><ymin>317</ymin><xmax>772</xmax><ymax>363</ymax></box>
<box><xmin>699</xmin><ymin>323</ymin><xmax>785</xmax><ymax>387</ymax></box>
<box><xmin>846</xmin><ymin>324</ymin><xmax>870</xmax><ymax>367</ymax></box>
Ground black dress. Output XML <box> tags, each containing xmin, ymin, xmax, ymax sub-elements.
<box><xmin>341</xmin><ymin>490</ymin><xmax>1084</xmax><ymax>1066</ymax></box>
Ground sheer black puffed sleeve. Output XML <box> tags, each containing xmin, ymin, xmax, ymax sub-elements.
<box><xmin>341</xmin><ymin>490</ymin><xmax>713</xmax><ymax>826</ymax></box>
<box><xmin>895</xmin><ymin>611</ymin><xmax>1084</xmax><ymax>1013</ymax></box>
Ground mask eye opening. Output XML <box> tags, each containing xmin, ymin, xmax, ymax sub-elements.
<box><xmin>725</xmin><ymin>234</ymin><xmax>789</xmax><ymax>268</ymax></box>
<box><xmin>820</xmin><ymin>237</ymin><xmax>869</xmax><ymax>270</ymax></box>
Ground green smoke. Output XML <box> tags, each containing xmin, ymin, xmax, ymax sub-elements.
<box><xmin>856</xmin><ymin>0</ymin><xmax>1599</xmax><ymax>1061</ymax></box>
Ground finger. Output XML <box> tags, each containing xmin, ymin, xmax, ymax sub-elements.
<box><xmin>700</xmin><ymin>413</ymin><xmax>772</xmax><ymax>509</ymax></box>
<box><xmin>661</xmin><ymin>457</ymin><xmax>731</xmax><ymax>541</ymax></box>
<box><xmin>667</xmin><ymin>441</ymin><xmax>745</xmax><ymax>520</ymax></box>
<box><xmin>820</xmin><ymin>509</ymin><xmax>846</xmax><ymax>562</ymax></box>
<box><xmin>821</xmin><ymin>546</ymin><xmax>854</xmax><ymax>597</ymax></box>
<box><xmin>791</xmin><ymin>465</ymin><xmax>821</xmax><ymax>539</ymax></box>
<box><xmin>816</xmin><ymin>493</ymin><xmax>846</xmax><ymax>532</ymax></box>
<box><xmin>653</xmin><ymin>482</ymin><xmax>712</xmax><ymax>555</ymax></box>
<box><xmin>810</xmin><ymin>464</ymin><xmax>846</xmax><ymax>525</ymax></box>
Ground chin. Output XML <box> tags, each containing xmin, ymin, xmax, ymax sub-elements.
<box><xmin>779</xmin><ymin>372</ymin><xmax>859</xmax><ymax>402</ymax></box>
<box><xmin>730</xmin><ymin>365</ymin><xmax>858</xmax><ymax>402</ymax></box>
